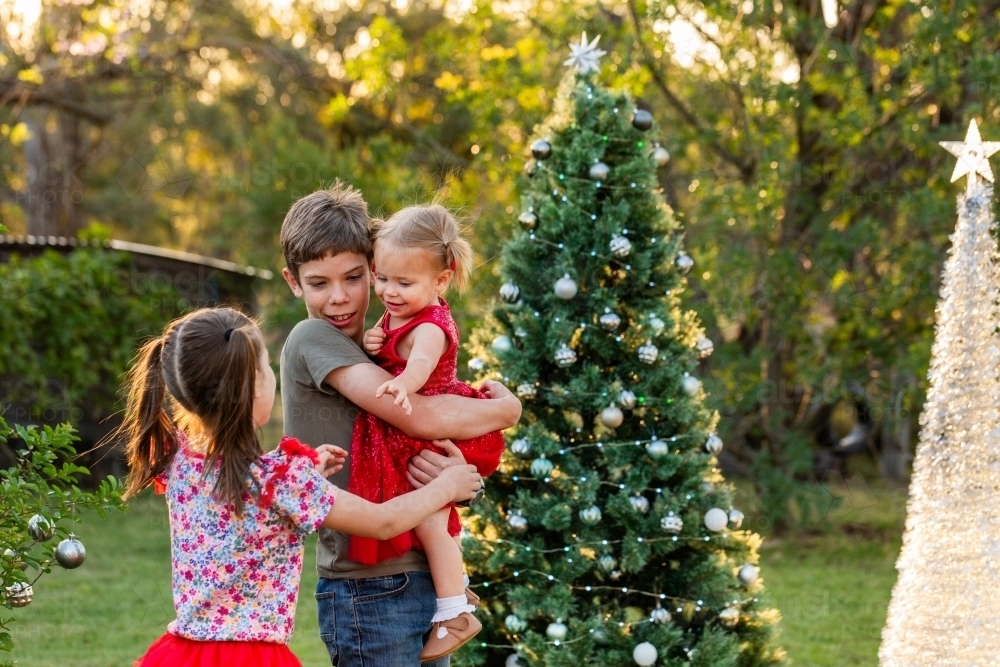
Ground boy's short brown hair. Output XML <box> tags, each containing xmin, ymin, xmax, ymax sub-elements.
<box><xmin>280</xmin><ymin>181</ymin><xmax>373</xmax><ymax>279</ymax></box>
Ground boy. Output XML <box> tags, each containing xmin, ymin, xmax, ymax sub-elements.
<box><xmin>279</xmin><ymin>182</ymin><xmax>521</xmax><ymax>666</ymax></box>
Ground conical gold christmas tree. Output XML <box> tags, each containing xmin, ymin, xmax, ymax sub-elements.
<box><xmin>880</xmin><ymin>120</ymin><xmax>1000</xmax><ymax>665</ymax></box>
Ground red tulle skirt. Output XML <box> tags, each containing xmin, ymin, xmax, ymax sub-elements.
<box><xmin>134</xmin><ymin>633</ymin><xmax>302</xmax><ymax>667</ymax></box>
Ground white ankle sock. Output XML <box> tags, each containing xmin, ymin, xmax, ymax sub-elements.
<box><xmin>431</xmin><ymin>593</ymin><xmax>475</xmax><ymax>623</ymax></box>
<box><xmin>463</xmin><ymin>574</ymin><xmax>470</xmax><ymax>588</ymax></box>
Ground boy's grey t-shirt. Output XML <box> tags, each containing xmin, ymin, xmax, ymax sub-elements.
<box><xmin>280</xmin><ymin>317</ymin><xmax>429</xmax><ymax>580</ymax></box>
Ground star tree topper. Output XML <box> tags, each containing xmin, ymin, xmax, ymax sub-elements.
<box><xmin>564</xmin><ymin>32</ymin><xmax>607</xmax><ymax>75</ymax></box>
<box><xmin>940</xmin><ymin>120</ymin><xmax>1000</xmax><ymax>192</ymax></box>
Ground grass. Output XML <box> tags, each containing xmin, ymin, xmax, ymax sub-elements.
<box><xmin>5</xmin><ymin>477</ymin><xmax>907</xmax><ymax>666</ymax></box>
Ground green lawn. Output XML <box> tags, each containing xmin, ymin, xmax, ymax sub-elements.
<box><xmin>5</xmin><ymin>478</ymin><xmax>906</xmax><ymax>666</ymax></box>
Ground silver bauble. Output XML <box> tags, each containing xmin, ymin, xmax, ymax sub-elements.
<box><xmin>5</xmin><ymin>582</ymin><xmax>32</xmax><ymax>608</ymax></box>
<box><xmin>515</xmin><ymin>327</ymin><xmax>528</xmax><ymax>338</ymax></box>
<box><xmin>517</xmin><ymin>383</ymin><xmax>537</xmax><ymax>399</ymax></box>
<box><xmin>589</xmin><ymin>161</ymin><xmax>610</xmax><ymax>181</ymax></box>
<box><xmin>518</xmin><ymin>210</ymin><xmax>537</xmax><ymax>230</ymax></box>
<box><xmin>500</xmin><ymin>281</ymin><xmax>521</xmax><ymax>303</ymax></box>
<box><xmin>729</xmin><ymin>508</ymin><xmax>745</xmax><ymax>529</ymax></box>
<box><xmin>653</xmin><ymin>145</ymin><xmax>670</xmax><ymax>167</ymax></box>
<box><xmin>682</xmin><ymin>375</ymin><xmax>702</xmax><ymax>395</ymax></box>
<box><xmin>505</xmin><ymin>614</ymin><xmax>527</xmax><ymax>633</ymax></box>
<box><xmin>510</xmin><ymin>438</ymin><xmax>532</xmax><ymax>457</ymax></box>
<box><xmin>554</xmin><ymin>343</ymin><xmax>577</xmax><ymax>367</ymax></box>
<box><xmin>633</xmin><ymin>641</ymin><xmax>658</xmax><ymax>666</ymax></box>
<box><xmin>619</xmin><ymin>389</ymin><xmax>637</xmax><ymax>409</ymax></box>
<box><xmin>600</xmin><ymin>404</ymin><xmax>624</xmax><ymax>429</ymax></box>
<box><xmin>599</xmin><ymin>309</ymin><xmax>621</xmax><ymax>331</ymax></box>
<box><xmin>506</xmin><ymin>654</ymin><xmax>525</xmax><ymax>667</ymax></box>
<box><xmin>508</xmin><ymin>514</ymin><xmax>528</xmax><ymax>533</ymax></box>
<box><xmin>524</xmin><ymin>159</ymin><xmax>538</xmax><ymax>177</ymax></box>
<box><xmin>661</xmin><ymin>513</ymin><xmax>683</xmax><ymax>533</ymax></box>
<box><xmin>530</xmin><ymin>457</ymin><xmax>554</xmax><ymax>477</ymax></box>
<box><xmin>598</xmin><ymin>554</ymin><xmax>617</xmax><ymax>572</ymax></box>
<box><xmin>492</xmin><ymin>335</ymin><xmax>513</xmax><ymax>353</ymax></box>
<box><xmin>648</xmin><ymin>316</ymin><xmax>666</xmax><ymax>335</ymax></box>
<box><xmin>705</xmin><ymin>433</ymin><xmax>723</xmax><ymax>455</ymax></box>
<box><xmin>719</xmin><ymin>607</ymin><xmax>740</xmax><ymax>628</ymax></box>
<box><xmin>554</xmin><ymin>274</ymin><xmax>578</xmax><ymax>299</ymax></box>
<box><xmin>629</xmin><ymin>495</ymin><xmax>650</xmax><ymax>514</ymax></box>
<box><xmin>27</xmin><ymin>514</ymin><xmax>54</xmax><ymax>542</ymax></box>
<box><xmin>54</xmin><ymin>535</ymin><xmax>86</xmax><ymax>569</ymax></box>
<box><xmin>738</xmin><ymin>563</ymin><xmax>760</xmax><ymax>587</ymax></box>
<box><xmin>645</xmin><ymin>439</ymin><xmax>668</xmax><ymax>459</ymax></box>
<box><xmin>637</xmin><ymin>340</ymin><xmax>659</xmax><ymax>364</ymax></box>
<box><xmin>592</xmin><ymin>625</ymin><xmax>611</xmax><ymax>645</ymax></box>
<box><xmin>609</xmin><ymin>235</ymin><xmax>632</xmax><ymax>258</ymax></box>
<box><xmin>610</xmin><ymin>569</ymin><xmax>622</xmax><ymax>580</ymax></box>
<box><xmin>531</xmin><ymin>139</ymin><xmax>552</xmax><ymax>159</ymax></box>
<box><xmin>704</xmin><ymin>508</ymin><xmax>729</xmax><ymax>532</ymax></box>
<box><xmin>579</xmin><ymin>505</ymin><xmax>602</xmax><ymax>525</ymax></box>
<box><xmin>3</xmin><ymin>549</ymin><xmax>27</xmax><ymax>572</ymax></box>
<box><xmin>468</xmin><ymin>356</ymin><xmax>485</xmax><ymax>372</ymax></box>
<box><xmin>651</xmin><ymin>606</ymin><xmax>672</xmax><ymax>624</ymax></box>
<box><xmin>696</xmin><ymin>335</ymin><xmax>714</xmax><ymax>358</ymax></box>
<box><xmin>676</xmin><ymin>252</ymin><xmax>694</xmax><ymax>273</ymax></box>
<box><xmin>631</xmin><ymin>109</ymin><xmax>654</xmax><ymax>131</ymax></box>
<box><xmin>546</xmin><ymin>621</ymin><xmax>568</xmax><ymax>640</ymax></box>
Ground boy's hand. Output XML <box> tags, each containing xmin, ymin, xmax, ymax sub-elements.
<box><xmin>315</xmin><ymin>444</ymin><xmax>348</xmax><ymax>477</ymax></box>
<box><xmin>376</xmin><ymin>377</ymin><xmax>412</xmax><ymax>414</ymax></box>
<box><xmin>364</xmin><ymin>327</ymin><xmax>386</xmax><ymax>355</ymax></box>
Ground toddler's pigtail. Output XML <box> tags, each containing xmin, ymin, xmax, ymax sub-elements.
<box><xmin>122</xmin><ymin>335</ymin><xmax>176</xmax><ymax>500</ymax></box>
<box><xmin>446</xmin><ymin>235</ymin><xmax>474</xmax><ymax>294</ymax></box>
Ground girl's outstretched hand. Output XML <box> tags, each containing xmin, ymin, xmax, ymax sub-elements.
<box><xmin>363</xmin><ymin>327</ymin><xmax>386</xmax><ymax>355</ymax></box>
<box><xmin>315</xmin><ymin>444</ymin><xmax>348</xmax><ymax>477</ymax></box>
<box><xmin>376</xmin><ymin>377</ymin><xmax>412</xmax><ymax>414</ymax></box>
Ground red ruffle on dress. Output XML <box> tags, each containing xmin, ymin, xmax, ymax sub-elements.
<box><xmin>347</xmin><ymin>298</ymin><xmax>505</xmax><ymax>565</ymax></box>
<box><xmin>134</xmin><ymin>633</ymin><xmax>302</xmax><ymax>667</ymax></box>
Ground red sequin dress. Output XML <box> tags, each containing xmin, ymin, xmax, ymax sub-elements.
<box><xmin>347</xmin><ymin>299</ymin><xmax>505</xmax><ymax>565</ymax></box>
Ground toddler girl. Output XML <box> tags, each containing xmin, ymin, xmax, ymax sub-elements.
<box><xmin>123</xmin><ymin>307</ymin><xmax>481</xmax><ymax>667</ymax></box>
<box><xmin>348</xmin><ymin>204</ymin><xmax>505</xmax><ymax>661</ymax></box>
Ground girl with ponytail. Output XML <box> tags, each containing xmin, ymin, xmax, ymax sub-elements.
<box><xmin>124</xmin><ymin>307</ymin><xmax>482</xmax><ymax>667</ymax></box>
<box><xmin>350</xmin><ymin>204</ymin><xmax>505</xmax><ymax>661</ymax></box>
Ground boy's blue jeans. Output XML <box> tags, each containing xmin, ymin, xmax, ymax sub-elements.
<box><xmin>316</xmin><ymin>571</ymin><xmax>449</xmax><ymax>667</ymax></box>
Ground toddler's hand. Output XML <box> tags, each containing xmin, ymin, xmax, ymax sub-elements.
<box><xmin>364</xmin><ymin>327</ymin><xmax>386</xmax><ymax>355</ymax></box>
<box><xmin>315</xmin><ymin>444</ymin><xmax>348</xmax><ymax>477</ymax></box>
<box><xmin>376</xmin><ymin>378</ymin><xmax>412</xmax><ymax>415</ymax></box>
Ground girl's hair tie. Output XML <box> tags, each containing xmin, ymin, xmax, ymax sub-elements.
<box><xmin>224</xmin><ymin>328</ymin><xmax>235</xmax><ymax>342</ymax></box>
<box><xmin>449</xmin><ymin>259</ymin><xmax>457</xmax><ymax>271</ymax></box>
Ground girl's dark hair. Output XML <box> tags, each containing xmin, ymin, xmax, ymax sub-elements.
<box><xmin>121</xmin><ymin>307</ymin><xmax>265</xmax><ymax>515</ymax></box>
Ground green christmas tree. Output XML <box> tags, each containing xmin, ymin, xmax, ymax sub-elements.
<box><xmin>461</xmin><ymin>35</ymin><xmax>782</xmax><ymax>667</ymax></box>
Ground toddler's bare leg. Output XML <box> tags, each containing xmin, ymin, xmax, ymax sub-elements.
<box><xmin>414</xmin><ymin>509</ymin><xmax>465</xmax><ymax>599</ymax></box>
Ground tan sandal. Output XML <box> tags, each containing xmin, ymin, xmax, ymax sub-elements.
<box><xmin>465</xmin><ymin>587</ymin><xmax>480</xmax><ymax>608</ymax></box>
<box><xmin>420</xmin><ymin>612</ymin><xmax>482</xmax><ymax>663</ymax></box>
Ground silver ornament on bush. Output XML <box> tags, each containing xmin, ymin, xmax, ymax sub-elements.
<box><xmin>633</xmin><ymin>641</ymin><xmax>658</xmax><ymax>666</ymax></box>
<box><xmin>651</xmin><ymin>606</ymin><xmax>672</xmax><ymax>624</ymax></box>
<box><xmin>645</xmin><ymin>438</ymin><xmax>668</xmax><ymax>459</ymax></box>
<box><xmin>492</xmin><ymin>335</ymin><xmax>513</xmax><ymax>353</ymax></box>
<box><xmin>600</xmin><ymin>404</ymin><xmax>624</xmax><ymax>429</ymax></box>
<box><xmin>579</xmin><ymin>505</ymin><xmax>602</xmax><ymax>525</ymax></box>
<box><xmin>682</xmin><ymin>374</ymin><xmax>702</xmax><ymax>395</ymax></box>
<box><xmin>661</xmin><ymin>513</ymin><xmax>683</xmax><ymax>533</ymax></box>
<box><xmin>719</xmin><ymin>607</ymin><xmax>740</xmax><ymax>628</ymax></box>
<box><xmin>5</xmin><ymin>582</ymin><xmax>32</xmax><ymax>608</ymax></box>
<box><xmin>531</xmin><ymin>139</ymin><xmax>552</xmax><ymax>159</ymax></box>
<box><xmin>500</xmin><ymin>281</ymin><xmax>521</xmax><ymax>303</ymax></box>
<box><xmin>637</xmin><ymin>340</ymin><xmax>659</xmax><ymax>364</ymax></box>
<box><xmin>510</xmin><ymin>438</ymin><xmax>531</xmax><ymax>457</ymax></box>
<box><xmin>653</xmin><ymin>144</ymin><xmax>670</xmax><ymax>167</ymax></box>
<box><xmin>508</xmin><ymin>513</ymin><xmax>528</xmax><ymax>533</ymax></box>
<box><xmin>705</xmin><ymin>433</ymin><xmax>723</xmax><ymax>455</ymax></box>
<box><xmin>3</xmin><ymin>549</ymin><xmax>27</xmax><ymax>572</ymax></box>
<box><xmin>589</xmin><ymin>161</ymin><xmax>610</xmax><ymax>181</ymax></box>
<box><xmin>554</xmin><ymin>274</ymin><xmax>578</xmax><ymax>299</ymax></box>
<box><xmin>467</xmin><ymin>356</ymin><xmax>485</xmax><ymax>372</ymax></box>
<box><xmin>518</xmin><ymin>210</ymin><xmax>537</xmax><ymax>230</ymax></box>
<box><xmin>599</xmin><ymin>308</ymin><xmax>621</xmax><ymax>331</ymax></box>
<box><xmin>28</xmin><ymin>514</ymin><xmax>54</xmax><ymax>542</ymax></box>
<box><xmin>517</xmin><ymin>383</ymin><xmax>537</xmax><ymax>399</ymax></box>
<box><xmin>598</xmin><ymin>554</ymin><xmax>617</xmax><ymax>572</ymax></box>
<box><xmin>546</xmin><ymin>621</ymin><xmax>568</xmax><ymax>640</ymax></box>
<box><xmin>505</xmin><ymin>614</ymin><xmax>527</xmax><ymax>633</ymax></box>
<box><xmin>530</xmin><ymin>457</ymin><xmax>554</xmax><ymax>477</ymax></box>
<box><xmin>54</xmin><ymin>535</ymin><xmax>86</xmax><ymax>569</ymax></box>
<box><xmin>609</xmin><ymin>235</ymin><xmax>632</xmax><ymax>258</ymax></box>
<box><xmin>554</xmin><ymin>343</ymin><xmax>577</xmax><ymax>367</ymax></box>
<box><xmin>629</xmin><ymin>495</ymin><xmax>650</xmax><ymax>514</ymax></box>
<box><xmin>704</xmin><ymin>508</ymin><xmax>729</xmax><ymax>532</ymax></box>
<box><xmin>738</xmin><ymin>564</ymin><xmax>760</xmax><ymax>587</ymax></box>
<box><xmin>696</xmin><ymin>335</ymin><xmax>714</xmax><ymax>358</ymax></box>
<box><xmin>631</xmin><ymin>109</ymin><xmax>653</xmax><ymax>131</ymax></box>
<box><xmin>619</xmin><ymin>389</ymin><xmax>637</xmax><ymax>409</ymax></box>
<box><xmin>729</xmin><ymin>508</ymin><xmax>745</xmax><ymax>529</ymax></box>
<box><xmin>676</xmin><ymin>252</ymin><xmax>694</xmax><ymax>273</ymax></box>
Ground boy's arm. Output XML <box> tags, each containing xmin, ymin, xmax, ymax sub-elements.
<box><xmin>325</xmin><ymin>364</ymin><xmax>521</xmax><ymax>440</ymax></box>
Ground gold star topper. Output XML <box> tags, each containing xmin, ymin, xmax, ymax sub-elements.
<box><xmin>940</xmin><ymin>120</ymin><xmax>1000</xmax><ymax>192</ymax></box>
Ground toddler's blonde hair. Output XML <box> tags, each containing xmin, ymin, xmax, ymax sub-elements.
<box><xmin>374</xmin><ymin>204</ymin><xmax>473</xmax><ymax>293</ymax></box>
